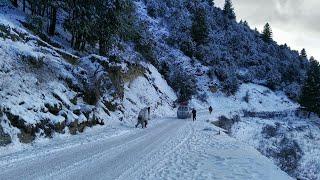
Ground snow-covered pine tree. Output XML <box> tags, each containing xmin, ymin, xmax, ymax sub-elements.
<box><xmin>262</xmin><ymin>23</ymin><xmax>273</xmax><ymax>42</ymax></box>
<box><xmin>206</xmin><ymin>0</ymin><xmax>214</xmax><ymax>7</ymax></box>
<box><xmin>63</xmin><ymin>0</ymin><xmax>96</xmax><ymax>50</ymax></box>
<box><xmin>48</xmin><ymin>0</ymin><xmax>61</xmax><ymax>36</ymax></box>
<box><xmin>11</xmin><ymin>0</ymin><xmax>18</xmax><ymax>7</ymax></box>
<box><xmin>94</xmin><ymin>0</ymin><xmax>135</xmax><ymax>56</ymax></box>
<box><xmin>191</xmin><ymin>6</ymin><xmax>209</xmax><ymax>45</ymax></box>
<box><xmin>300</xmin><ymin>48</ymin><xmax>307</xmax><ymax>59</ymax></box>
<box><xmin>63</xmin><ymin>0</ymin><xmax>135</xmax><ymax>54</ymax></box>
<box><xmin>223</xmin><ymin>0</ymin><xmax>236</xmax><ymax>20</ymax></box>
<box><xmin>299</xmin><ymin>57</ymin><xmax>320</xmax><ymax>116</ymax></box>
<box><xmin>169</xmin><ymin>67</ymin><xmax>197</xmax><ymax>103</ymax></box>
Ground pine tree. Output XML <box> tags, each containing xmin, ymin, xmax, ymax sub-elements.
<box><xmin>94</xmin><ymin>0</ymin><xmax>135</xmax><ymax>55</ymax></box>
<box><xmin>300</xmin><ymin>48</ymin><xmax>307</xmax><ymax>59</ymax></box>
<box><xmin>206</xmin><ymin>0</ymin><xmax>214</xmax><ymax>6</ymax></box>
<box><xmin>11</xmin><ymin>0</ymin><xmax>18</xmax><ymax>7</ymax></box>
<box><xmin>191</xmin><ymin>8</ymin><xmax>208</xmax><ymax>45</ymax></box>
<box><xmin>223</xmin><ymin>0</ymin><xmax>236</xmax><ymax>20</ymax></box>
<box><xmin>299</xmin><ymin>57</ymin><xmax>320</xmax><ymax>116</ymax></box>
<box><xmin>63</xmin><ymin>0</ymin><xmax>96</xmax><ymax>50</ymax></box>
<box><xmin>48</xmin><ymin>0</ymin><xmax>61</xmax><ymax>36</ymax></box>
<box><xmin>262</xmin><ymin>23</ymin><xmax>273</xmax><ymax>42</ymax></box>
<box><xmin>170</xmin><ymin>67</ymin><xmax>197</xmax><ymax>103</ymax></box>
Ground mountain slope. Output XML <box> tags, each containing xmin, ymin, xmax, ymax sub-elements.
<box><xmin>0</xmin><ymin>6</ymin><xmax>176</xmax><ymax>146</ymax></box>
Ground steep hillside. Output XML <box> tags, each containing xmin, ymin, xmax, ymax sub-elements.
<box><xmin>137</xmin><ymin>0</ymin><xmax>309</xmax><ymax>101</ymax></box>
<box><xmin>0</xmin><ymin>7</ymin><xmax>176</xmax><ymax>146</ymax></box>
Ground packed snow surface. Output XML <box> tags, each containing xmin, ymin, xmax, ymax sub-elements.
<box><xmin>0</xmin><ymin>112</ymin><xmax>291</xmax><ymax>180</ymax></box>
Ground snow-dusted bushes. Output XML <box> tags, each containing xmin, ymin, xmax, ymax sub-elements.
<box><xmin>221</xmin><ymin>75</ymin><xmax>239</xmax><ymax>96</ymax></box>
<box><xmin>261</xmin><ymin>135</ymin><xmax>303</xmax><ymax>176</ymax></box>
<box><xmin>144</xmin><ymin>0</ymin><xmax>308</xmax><ymax>97</ymax></box>
<box><xmin>0</xmin><ymin>109</ymin><xmax>12</xmax><ymax>146</ymax></box>
<box><xmin>214</xmin><ymin>115</ymin><xmax>240</xmax><ymax>134</ymax></box>
<box><xmin>25</xmin><ymin>15</ymin><xmax>46</xmax><ymax>35</ymax></box>
<box><xmin>232</xmin><ymin>115</ymin><xmax>320</xmax><ymax>179</ymax></box>
<box><xmin>169</xmin><ymin>67</ymin><xmax>197</xmax><ymax>102</ymax></box>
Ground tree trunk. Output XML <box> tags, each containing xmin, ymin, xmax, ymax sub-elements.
<box><xmin>99</xmin><ymin>39</ymin><xmax>107</xmax><ymax>56</ymax></box>
<box><xmin>48</xmin><ymin>6</ymin><xmax>57</xmax><ymax>36</ymax></box>
<box><xmin>30</xmin><ymin>3</ymin><xmax>35</xmax><ymax>15</ymax></box>
<box><xmin>23</xmin><ymin>0</ymin><xmax>25</xmax><ymax>12</ymax></box>
<box><xmin>74</xmin><ymin>34</ymin><xmax>81</xmax><ymax>50</ymax></box>
<box><xmin>71</xmin><ymin>34</ymin><xmax>75</xmax><ymax>48</ymax></box>
<box><xmin>80</xmin><ymin>41</ymin><xmax>86</xmax><ymax>51</ymax></box>
<box><xmin>11</xmin><ymin>0</ymin><xmax>18</xmax><ymax>8</ymax></box>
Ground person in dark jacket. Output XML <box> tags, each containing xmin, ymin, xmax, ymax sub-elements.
<box><xmin>192</xmin><ymin>109</ymin><xmax>197</xmax><ymax>121</ymax></box>
<box><xmin>209</xmin><ymin>106</ymin><xmax>213</xmax><ymax>114</ymax></box>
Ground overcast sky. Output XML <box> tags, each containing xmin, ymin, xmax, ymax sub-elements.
<box><xmin>215</xmin><ymin>0</ymin><xmax>320</xmax><ymax>60</ymax></box>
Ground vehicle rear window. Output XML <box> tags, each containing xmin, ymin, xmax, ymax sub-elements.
<box><xmin>179</xmin><ymin>106</ymin><xmax>188</xmax><ymax>111</ymax></box>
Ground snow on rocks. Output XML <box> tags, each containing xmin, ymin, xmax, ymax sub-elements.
<box><xmin>122</xmin><ymin>64</ymin><xmax>177</xmax><ymax>124</ymax></box>
<box><xmin>0</xmin><ymin>11</ymin><xmax>177</xmax><ymax>147</ymax></box>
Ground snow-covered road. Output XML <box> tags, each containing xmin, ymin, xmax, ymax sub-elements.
<box><xmin>0</xmin><ymin>115</ymin><xmax>291</xmax><ymax>180</ymax></box>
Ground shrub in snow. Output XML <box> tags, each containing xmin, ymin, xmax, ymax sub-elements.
<box><xmin>135</xmin><ymin>21</ymin><xmax>157</xmax><ymax>66</ymax></box>
<box><xmin>207</xmin><ymin>68</ymin><xmax>214</xmax><ymax>80</ymax></box>
<box><xmin>261</xmin><ymin>124</ymin><xmax>279</xmax><ymax>138</ymax></box>
<box><xmin>180</xmin><ymin>39</ymin><xmax>196</xmax><ymax>58</ymax></box>
<box><xmin>258</xmin><ymin>123</ymin><xmax>303</xmax><ymax>177</ymax></box>
<box><xmin>0</xmin><ymin>114</ymin><xmax>12</xmax><ymax>146</ymax></box>
<box><xmin>284</xmin><ymin>83</ymin><xmax>301</xmax><ymax>101</ymax></box>
<box><xmin>215</xmin><ymin>115</ymin><xmax>240</xmax><ymax>134</ymax></box>
<box><xmin>44</xmin><ymin>102</ymin><xmax>62</xmax><ymax>115</ymax></box>
<box><xmin>0</xmin><ymin>24</ymin><xmax>25</xmax><ymax>41</ymax></box>
<box><xmin>22</xmin><ymin>54</ymin><xmax>44</xmax><ymax>68</ymax></box>
<box><xmin>276</xmin><ymin>137</ymin><xmax>303</xmax><ymax>176</ymax></box>
<box><xmin>221</xmin><ymin>75</ymin><xmax>239</xmax><ymax>96</ymax></box>
<box><xmin>266</xmin><ymin>69</ymin><xmax>282</xmax><ymax>90</ymax></box>
<box><xmin>198</xmin><ymin>92</ymin><xmax>208</xmax><ymax>103</ymax></box>
<box><xmin>237</xmin><ymin>71</ymin><xmax>253</xmax><ymax>83</ymax></box>
<box><xmin>214</xmin><ymin>68</ymin><xmax>229</xmax><ymax>82</ymax></box>
<box><xmin>145</xmin><ymin>0</ymin><xmax>167</xmax><ymax>18</ymax></box>
<box><xmin>159</xmin><ymin>62</ymin><xmax>170</xmax><ymax>79</ymax></box>
<box><xmin>25</xmin><ymin>15</ymin><xmax>46</xmax><ymax>35</ymax></box>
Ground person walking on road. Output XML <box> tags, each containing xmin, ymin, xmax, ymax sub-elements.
<box><xmin>135</xmin><ymin>107</ymin><xmax>151</xmax><ymax>128</ymax></box>
<box><xmin>192</xmin><ymin>108</ymin><xmax>197</xmax><ymax>121</ymax></box>
<box><xmin>144</xmin><ymin>107</ymin><xmax>151</xmax><ymax>128</ymax></box>
<box><xmin>209</xmin><ymin>106</ymin><xmax>213</xmax><ymax>114</ymax></box>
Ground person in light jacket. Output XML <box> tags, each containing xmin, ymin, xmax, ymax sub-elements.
<box><xmin>135</xmin><ymin>107</ymin><xmax>150</xmax><ymax>128</ymax></box>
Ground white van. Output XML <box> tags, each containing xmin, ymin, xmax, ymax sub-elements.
<box><xmin>177</xmin><ymin>105</ymin><xmax>192</xmax><ymax>119</ymax></box>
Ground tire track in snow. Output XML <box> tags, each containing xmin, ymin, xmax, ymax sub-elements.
<box><xmin>0</xmin><ymin>119</ymin><xmax>178</xmax><ymax>180</ymax></box>
<box><xmin>117</xmin><ymin>121</ymin><xmax>194</xmax><ymax>179</ymax></box>
<box><xmin>45</xmin><ymin>119</ymin><xmax>185</xmax><ymax>180</ymax></box>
